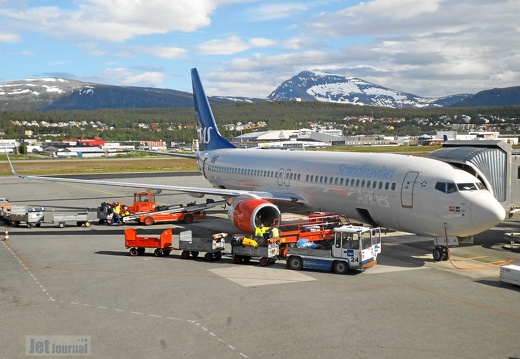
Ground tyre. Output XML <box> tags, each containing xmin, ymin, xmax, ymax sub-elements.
<box><xmin>183</xmin><ymin>214</ymin><xmax>194</xmax><ymax>224</ymax></box>
<box><xmin>287</xmin><ymin>256</ymin><xmax>303</xmax><ymax>270</ymax></box>
<box><xmin>154</xmin><ymin>248</ymin><xmax>164</xmax><ymax>257</ymax></box>
<box><xmin>259</xmin><ymin>257</ymin><xmax>269</xmax><ymax>267</ymax></box>
<box><xmin>234</xmin><ymin>255</ymin><xmax>243</xmax><ymax>264</ymax></box>
<box><xmin>204</xmin><ymin>253</ymin><xmax>213</xmax><ymax>261</ymax></box>
<box><xmin>129</xmin><ymin>248</ymin><xmax>137</xmax><ymax>256</ymax></box>
<box><xmin>181</xmin><ymin>251</ymin><xmax>190</xmax><ymax>259</ymax></box>
<box><xmin>432</xmin><ymin>246</ymin><xmax>444</xmax><ymax>262</ymax></box>
<box><xmin>58</xmin><ymin>222</ymin><xmax>65</xmax><ymax>228</ymax></box>
<box><xmin>333</xmin><ymin>260</ymin><xmax>349</xmax><ymax>274</ymax></box>
<box><xmin>143</xmin><ymin>216</ymin><xmax>154</xmax><ymax>226</ymax></box>
<box><xmin>84</xmin><ymin>222</ymin><xmax>90</xmax><ymax>227</ymax></box>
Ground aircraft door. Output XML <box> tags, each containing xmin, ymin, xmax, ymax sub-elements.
<box><xmin>401</xmin><ymin>171</ymin><xmax>419</xmax><ymax>207</ymax></box>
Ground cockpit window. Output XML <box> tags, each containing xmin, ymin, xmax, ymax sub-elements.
<box><xmin>457</xmin><ymin>183</ymin><xmax>478</xmax><ymax>191</ymax></box>
<box><xmin>435</xmin><ymin>182</ymin><xmax>458</xmax><ymax>194</ymax></box>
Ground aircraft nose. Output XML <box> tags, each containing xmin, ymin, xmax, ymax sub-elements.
<box><xmin>471</xmin><ymin>195</ymin><xmax>505</xmax><ymax>233</ymax></box>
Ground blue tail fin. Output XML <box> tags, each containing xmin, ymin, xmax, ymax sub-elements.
<box><xmin>191</xmin><ymin>68</ymin><xmax>235</xmax><ymax>151</ymax></box>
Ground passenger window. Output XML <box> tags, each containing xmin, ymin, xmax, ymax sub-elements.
<box><xmin>391</xmin><ymin>183</ymin><xmax>396</xmax><ymax>190</ymax></box>
<box><xmin>385</xmin><ymin>182</ymin><xmax>389</xmax><ymax>190</ymax></box>
<box><xmin>361</xmin><ymin>180</ymin><xmax>365</xmax><ymax>187</ymax></box>
<box><xmin>378</xmin><ymin>181</ymin><xmax>383</xmax><ymax>189</ymax></box>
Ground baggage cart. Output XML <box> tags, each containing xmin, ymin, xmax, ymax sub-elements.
<box><xmin>8</xmin><ymin>206</ymin><xmax>45</xmax><ymax>228</ymax></box>
<box><xmin>43</xmin><ymin>211</ymin><xmax>91</xmax><ymax>228</ymax></box>
<box><xmin>231</xmin><ymin>234</ymin><xmax>279</xmax><ymax>266</ymax></box>
<box><xmin>124</xmin><ymin>228</ymin><xmax>226</xmax><ymax>260</ymax></box>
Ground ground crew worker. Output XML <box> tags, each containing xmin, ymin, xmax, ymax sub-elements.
<box><xmin>255</xmin><ymin>223</ymin><xmax>267</xmax><ymax>237</ymax></box>
<box><xmin>268</xmin><ymin>224</ymin><xmax>280</xmax><ymax>243</ymax></box>
<box><xmin>112</xmin><ymin>203</ymin><xmax>122</xmax><ymax>225</ymax></box>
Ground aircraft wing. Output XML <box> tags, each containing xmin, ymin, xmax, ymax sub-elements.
<box><xmin>6</xmin><ymin>155</ymin><xmax>306</xmax><ymax>205</ymax></box>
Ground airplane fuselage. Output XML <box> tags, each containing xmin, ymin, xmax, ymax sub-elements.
<box><xmin>198</xmin><ymin>148</ymin><xmax>505</xmax><ymax>237</ymax></box>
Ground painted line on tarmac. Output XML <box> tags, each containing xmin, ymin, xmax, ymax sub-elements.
<box><xmin>2</xmin><ymin>239</ymin><xmax>249</xmax><ymax>358</ymax></box>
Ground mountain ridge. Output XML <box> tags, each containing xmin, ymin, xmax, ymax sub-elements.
<box><xmin>0</xmin><ymin>73</ymin><xmax>518</xmax><ymax>111</ymax></box>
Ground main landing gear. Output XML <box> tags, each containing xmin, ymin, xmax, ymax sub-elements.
<box><xmin>432</xmin><ymin>246</ymin><xmax>449</xmax><ymax>262</ymax></box>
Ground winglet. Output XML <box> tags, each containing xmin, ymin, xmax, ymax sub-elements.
<box><xmin>1</xmin><ymin>140</ymin><xmax>27</xmax><ymax>179</ymax></box>
<box><xmin>191</xmin><ymin>68</ymin><xmax>235</xmax><ymax>151</ymax></box>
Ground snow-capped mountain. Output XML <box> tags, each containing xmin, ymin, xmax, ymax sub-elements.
<box><xmin>267</xmin><ymin>71</ymin><xmax>470</xmax><ymax>108</ymax></box>
<box><xmin>0</xmin><ymin>78</ymin><xmax>235</xmax><ymax>111</ymax></box>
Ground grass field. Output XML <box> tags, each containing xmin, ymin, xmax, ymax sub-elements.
<box><xmin>0</xmin><ymin>145</ymin><xmax>442</xmax><ymax>176</ymax></box>
<box><xmin>0</xmin><ymin>157</ymin><xmax>198</xmax><ymax>176</ymax></box>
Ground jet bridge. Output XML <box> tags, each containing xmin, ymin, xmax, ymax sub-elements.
<box><xmin>426</xmin><ymin>139</ymin><xmax>520</xmax><ymax>216</ymax></box>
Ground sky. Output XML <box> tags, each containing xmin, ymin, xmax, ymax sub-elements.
<box><xmin>0</xmin><ymin>0</ymin><xmax>519</xmax><ymax>98</ymax></box>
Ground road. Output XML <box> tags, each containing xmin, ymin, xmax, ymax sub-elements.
<box><xmin>0</xmin><ymin>173</ymin><xmax>519</xmax><ymax>359</ymax></box>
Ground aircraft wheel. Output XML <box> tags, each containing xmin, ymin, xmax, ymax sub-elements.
<box><xmin>432</xmin><ymin>246</ymin><xmax>444</xmax><ymax>262</ymax></box>
<box><xmin>442</xmin><ymin>247</ymin><xmax>449</xmax><ymax>261</ymax></box>
<box><xmin>333</xmin><ymin>260</ymin><xmax>349</xmax><ymax>274</ymax></box>
<box><xmin>204</xmin><ymin>253</ymin><xmax>213</xmax><ymax>261</ymax></box>
<box><xmin>137</xmin><ymin>247</ymin><xmax>145</xmax><ymax>255</ymax></box>
<box><xmin>288</xmin><ymin>256</ymin><xmax>303</xmax><ymax>270</ymax></box>
<box><xmin>181</xmin><ymin>251</ymin><xmax>190</xmax><ymax>259</ymax></box>
<box><xmin>129</xmin><ymin>248</ymin><xmax>137</xmax><ymax>256</ymax></box>
<box><xmin>234</xmin><ymin>255</ymin><xmax>243</xmax><ymax>264</ymax></box>
<box><xmin>143</xmin><ymin>216</ymin><xmax>154</xmax><ymax>226</ymax></box>
<box><xmin>154</xmin><ymin>248</ymin><xmax>164</xmax><ymax>257</ymax></box>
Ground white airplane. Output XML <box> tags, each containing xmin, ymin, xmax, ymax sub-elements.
<box><xmin>7</xmin><ymin>68</ymin><xmax>505</xmax><ymax>248</ymax></box>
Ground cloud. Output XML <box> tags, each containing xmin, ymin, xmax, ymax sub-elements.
<box><xmin>197</xmin><ymin>35</ymin><xmax>274</xmax><ymax>55</ymax></box>
<box><xmin>245</xmin><ymin>2</ymin><xmax>311</xmax><ymax>21</ymax></box>
<box><xmin>93</xmin><ymin>67</ymin><xmax>167</xmax><ymax>87</ymax></box>
<box><xmin>0</xmin><ymin>31</ymin><xmax>20</xmax><ymax>43</ymax></box>
<box><xmin>0</xmin><ymin>0</ymin><xmax>217</xmax><ymax>42</ymax></box>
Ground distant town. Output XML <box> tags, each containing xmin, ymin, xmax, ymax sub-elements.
<box><xmin>1</xmin><ymin>116</ymin><xmax>518</xmax><ymax>158</ymax></box>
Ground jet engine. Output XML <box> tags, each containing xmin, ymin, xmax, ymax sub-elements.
<box><xmin>228</xmin><ymin>198</ymin><xmax>281</xmax><ymax>233</ymax></box>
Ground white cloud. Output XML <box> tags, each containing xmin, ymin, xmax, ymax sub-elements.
<box><xmin>95</xmin><ymin>67</ymin><xmax>166</xmax><ymax>87</ymax></box>
<box><xmin>0</xmin><ymin>31</ymin><xmax>20</xmax><ymax>43</ymax></box>
<box><xmin>0</xmin><ymin>0</ymin><xmax>217</xmax><ymax>42</ymax></box>
<box><xmin>131</xmin><ymin>46</ymin><xmax>187</xmax><ymax>59</ymax></box>
<box><xmin>245</xmin><ymin>2</ymin><xmax>311</xmax><ymax>21</ymax></box>
<box><xmin>249</xmin><ymin>38</ymin><xmax>274</xmax><ymax>47</ymax></box>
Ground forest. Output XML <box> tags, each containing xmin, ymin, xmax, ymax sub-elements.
<box><xmin>1</xmin><ymin>101</ymin><xmax>519</xmax><ymax>144</ymax></box>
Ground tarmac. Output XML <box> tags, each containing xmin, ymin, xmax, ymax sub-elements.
<box><xmin>0</xmin><ymin>172</ymin><xmax>519</xmax><ymax>359</ymax></box>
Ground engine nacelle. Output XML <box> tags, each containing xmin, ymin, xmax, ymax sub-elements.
<box><xmin>228</xmin><ymin>198</ymin><xmax>281</xmax><ymax>233</ymax></box>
